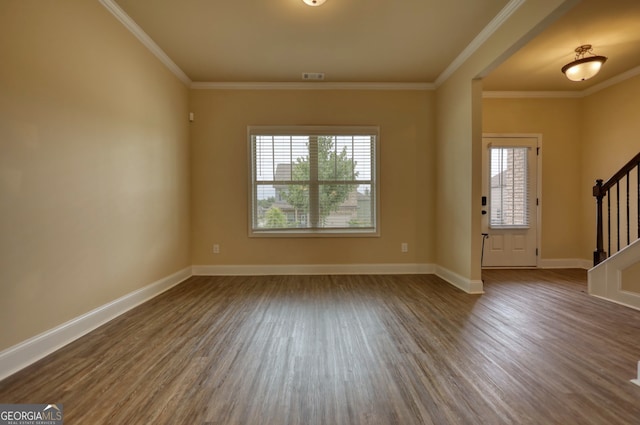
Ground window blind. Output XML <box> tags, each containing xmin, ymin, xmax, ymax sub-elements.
<box><xmin>489</xmin><ymin>146</ymin><xmax>530</xmax><ymax>228</ymax></box>
<box><xmin>249</xmin><ymin>127</ymin><xmax>378</xmax><ymax>236</ymax></box>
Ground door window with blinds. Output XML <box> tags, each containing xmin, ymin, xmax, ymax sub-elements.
<box><xmin>249</xmin><ymin>126</ymin><xmax>379</xmax><ymax>236</ymax></box>
<box><xmin>489</xmin><ymin>146</ymin><xmax>530</xmax><ymax>228</ymax></box>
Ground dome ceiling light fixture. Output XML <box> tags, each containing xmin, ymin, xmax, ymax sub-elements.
<box><xmin>302</xmin><ymin>0</ymin><xmax>327</xmax><ymax>6</ymax></box>
<box><xmin>561</xmin><ymin>44</ymin><xmax>607</xmax><ymax>82</ymax></box>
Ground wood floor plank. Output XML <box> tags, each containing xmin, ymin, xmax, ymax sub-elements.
<box><xmin>1</xmin><ymin>270</ymin><xmax>639</xmax><ymax>424</ymax></box>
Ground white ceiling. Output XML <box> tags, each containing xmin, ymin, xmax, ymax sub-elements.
<box><xmin>113</xmin><ymin>0</ymin><xmax>640</xmax><ymax>91</ymax></box>
<box><xmin>484</xmin><ymin>0</ymin><xmax>640</xmax><ymax>92</ymax></box>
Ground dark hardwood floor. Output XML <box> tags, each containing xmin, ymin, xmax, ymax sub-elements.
<box><xmin>1</xmin><ymin>270</ymin><xmax>639</xmax><ymax>424</ymax></box>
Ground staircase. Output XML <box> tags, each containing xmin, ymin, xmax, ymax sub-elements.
<box><xmin>592</xmin><ymin>152</ymin><xmax>640</xmax><ymax>265</ymax></box>
<box><xmin>588</xmin><ymin>152</ymin><xmax>640</xmax><ymax>310</ymax></box>
<box><xmin>589</xmin><ymin>238</ymin><xmax>640</xmax><ymax>310</ymax></box>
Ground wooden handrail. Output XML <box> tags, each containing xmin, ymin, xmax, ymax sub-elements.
<box><xmin>600</xmin><ymin>151</ymin><xmax>640</xmax><ymax>192</ymax></box>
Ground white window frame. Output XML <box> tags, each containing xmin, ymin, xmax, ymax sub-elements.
<box><xmin>248</xmin><ymin>126</ymin><xmax>380</xmax><ymax>237</ymax></box>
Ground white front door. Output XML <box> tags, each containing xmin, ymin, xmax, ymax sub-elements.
<box><xmin>481</xmin><ymin>137</ymin><xmax>538</xmax><ymax>267</ymax></box>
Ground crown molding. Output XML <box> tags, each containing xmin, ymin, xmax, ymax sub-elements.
<box><xmin>190</xmin><ymin>81</ymin><xmax>435</xmax><ymax>91</ymax></box>
<box><xmin>435</xmin><ymin>0</ymin><xmax>526</xmax><ymax>87</ymax></box>
<box><xmin>98</xmin><ymin>0</ymin><xmax>191</xmax><ymax>86</ymax></box>
<box><xmin>581</xmin><ymin>65</ymin><xmax>640</xmax><ymax>97</ymax></box>
<box><xmin>484</xmin><ymin>66</ymin><xmax>640</xmax><ymax>98</ymax></box>
<box><xmin>483</xmin><ymin>91</ymin><xmax>582</xmax><ymax>99</ymax></box>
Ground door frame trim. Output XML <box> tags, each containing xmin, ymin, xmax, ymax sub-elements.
<box><xmin>482</xmin><ymin>133</ymin><xmax>542</xmax><ymax>268</ymax></box>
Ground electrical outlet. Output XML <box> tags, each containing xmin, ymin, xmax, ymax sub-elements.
<box><xmin>213</xmin><ymin>244</ymin><xmax>220</xmax><ymax>254</ymax></box>
<box><xmin>401</xmin><ymin>243</ymin><xmax>408</xmax><ymax>253</ymax></box>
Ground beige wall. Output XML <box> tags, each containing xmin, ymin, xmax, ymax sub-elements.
<box><xmin>189</xmin><ymin>89</ymin><xmax>435</xmax><ymax>266</ymax></box>
<box><xmin>0</xmin><ymin>1</ymin><xmax>191</xmax><ymax>351</ymax></box>
<box><xmin>621</xmin><ymin>260</ymin><xmax>640</xmax><ymax>293</ymax></box>
<box><xmin>581</xmin><ymin>75</ymin><xmax>640</xmax><ymax>259</ymax></box>
<box><xmin>482</xmin><ymin>97</ymin><xmax>582</xmax><ymax>260</ymax></box>
<box><xmin>434</xmin><ymin>77</ymin><xmax>478</xmax><ymax>280</ymax></box>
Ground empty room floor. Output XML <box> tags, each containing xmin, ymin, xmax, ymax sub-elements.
<box><xmin>1</xmin><ymin>269</ymin><xmax>639</xmax><ymax>424</ymax></box>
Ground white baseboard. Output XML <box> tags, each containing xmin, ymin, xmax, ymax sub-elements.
<box><xmin>539</xmin><ymin>258</ymin><xmax>591</xmax><ymax>270</ymax></box>
<box><xmin>193</xmin><ymin>263</ymin><xmax>484</xmax><ymax>294</ymax></box>
<box><xmin>589</xmin><ymin>293</ymin><xmax>640</xmax><ymax>312</ymax></box>
<box><xmin>435</xmin><ymin>266</ymin><xmax>484</xmax><ymax>294</ymax></box>
<box><xmin>0</xmin><ymin>267</ymin><xmax>192</xmax><ymax>381</ymax></box>
<box><xmin>192</xmin><ymin>263</ymin><xmax>436</xmax><ymax>276</ymax></box>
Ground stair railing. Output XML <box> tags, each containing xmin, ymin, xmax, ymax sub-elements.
<box><xmin>593</xmin><ymin>152</ymin><xmax>640</xmax><ymax>266</ymax></box>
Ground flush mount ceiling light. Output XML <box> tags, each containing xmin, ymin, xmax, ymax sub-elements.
<box><xmin>561</xmin><ymin>44</ymin><xmax>607</xmax><ymax>82</ymax></box>
<box><xmin>303</xmin><ymin>0</ymin><xmax>326</xmax><ymax>6</ymax></box>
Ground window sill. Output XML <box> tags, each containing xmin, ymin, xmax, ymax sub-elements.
<box><xmin>249</xmin><ymin>228</ymin><xmax>380</xmax><ymax>238</ymax></box>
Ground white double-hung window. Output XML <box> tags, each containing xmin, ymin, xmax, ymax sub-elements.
<box><xmin>248</xmin><ymin>126</ymin><xmax>379</xmax><ymax>236</ymax></box>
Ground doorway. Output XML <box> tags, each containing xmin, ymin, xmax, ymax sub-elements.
<box><xmin>481</xmin><ymin>136</ymin><xmax>540</xmax><ymax>267</ymax></box>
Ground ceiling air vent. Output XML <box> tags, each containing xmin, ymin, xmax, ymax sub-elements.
<box><xmin>302</xmin><ymin>72</ymin><xmax>325</xmax><ymax>81</ymax></box>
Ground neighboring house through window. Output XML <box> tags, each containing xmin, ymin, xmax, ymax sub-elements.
<box><xmin>490</xmin><ymin>146</ymin><xmax>529</xmax><ymax>228</ymax></box>
<box><xmin>248</xmin><ymin>126</ymin><xmax>379</xmax><ymax>236</ymax></box>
